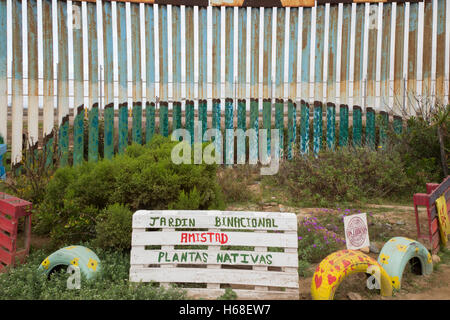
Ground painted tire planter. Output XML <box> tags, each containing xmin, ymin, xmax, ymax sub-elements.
<box><xmin>377</xmin><ymin>237</ymin><xmax>433</xmax><ymax>290</ymax></box>
<box><xmin>311</xmin><ymin>249</ymin><xmax>393</xmax><ymax>300</ymax></box>
<box><xmin>38</xmin><ymin>245</ymin><xmax>101</xmax><ymax>280</ymax></box>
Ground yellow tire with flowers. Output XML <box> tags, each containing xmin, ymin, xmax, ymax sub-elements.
<box><xmin>377</xmin><ymin>237</ymin><xmax>433</xmax><ymax>290</ymax></box>
<box><xmin>311</xmin><ymin>249</ymin><xmax>393</xmax><ymax>300</ymax></box>
<box><xmin>38</xmin><ymin>245</ymin><xmax>101</xmax><ymax>280</ymax></box>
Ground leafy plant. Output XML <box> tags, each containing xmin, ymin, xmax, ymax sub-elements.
<box><xmin>94</xmin><ymin>204</ymin><xmax>133</xmax><ymax>250</ymax></box>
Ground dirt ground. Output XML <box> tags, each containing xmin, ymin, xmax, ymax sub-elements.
<box><xmin>226</xmin><ymin>181</ymin><xmax>450</xmax><ymax>300</ymax></box>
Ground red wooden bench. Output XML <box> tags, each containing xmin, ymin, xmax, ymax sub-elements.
<box><xmin>0</xmin><ymin>192</ymin><xmax>33</xmax><ymax>271</ymax></box>
<box><xmin>413</xmin><ymin>176</ymin><xmax>450</xmax><ymax>254</ymax></box>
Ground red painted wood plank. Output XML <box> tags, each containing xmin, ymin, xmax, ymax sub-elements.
<box><xmin>0</xmin><ymin>231</ymin><xmax>14</xmax><ymax>252</ymax></box>
<box><xmin>431</xmin><ymin>217</ymin><xmax>439</xmax><ymax>235</ymax></box>
<box><xmin>432</xmin><ymin>231</ymin><xmax>440</xmax><ymax>253</ymax></box>
<box><xmin>0</xmin><ymin>247</ymin><xmax>13</xmax><ymax>265</ymax></box>
<box><xmin>0</xmin><ymin>215</ymin><xmax>16</xmax><ymax>234</ymax></box>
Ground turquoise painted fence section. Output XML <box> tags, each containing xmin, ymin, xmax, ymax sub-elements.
<box><xmin>146</xmin><ymin>102</ymin><xmax>155</xmax><ymax>143</ymax></box>
<box><xmin>352</xmin><ymin>106</ymin><xmax>362</xmax><ymax>148</ymax></box>
<box><xmin>313</xmin><ymin>101</ymin><xmax>322</xmax><ymax>156</ymax></box>
<box><xmin>339</xmin><ymin>105</ymin><xmax>349</xmax><ymax>147</ymax></box>
<box><xmin>73</xmin><ymin>106</ymin><xmax>84</xmax><ymax>166</ymax></box>
<box><xmin>366</xmin><ymin>107</ymin><xmax>376</xmax><ymax>150</ymax></box>
<box><xmin>300</xmin><ymin>100</ymin><xmax>309</xmax><ymax>155</ymax></box>
<box><xmin>326</xmin><ymin>103</ymin><xmax>335</xmax><ymax>151</ymax></box>
<box><xmin>88</xmin><ymin>104</ymin><xmax>99</xmax><ymax>162</ymax></box>
<box><xmin>103</xmin><ymin>103</ymin><xmax>114</xmax><ymax>160</ymax></box>
<box><xmin>132</xmin><ymin>102</ymin><xmax>142</xmax><ymax>145</ymax></box>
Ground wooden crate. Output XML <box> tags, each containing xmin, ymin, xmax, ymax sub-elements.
<box><xmin>130</xmin><ymin>210</ymin><xmax>299</xmax><ymax>300</ymax></box>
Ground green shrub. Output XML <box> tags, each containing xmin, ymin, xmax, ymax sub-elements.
<box><xmin>0</xmin><ymin>247</ymin><xmax>187</xmax><ymax>300</ymax></box>
<box><xmin>94</xmin><ymin>204</ymin><xmax>133</xmax><ymax>251</ymax></box>
<box><xmin>274</xmin><ymin>147</ymin><xmax>416</xmax><ymax>205</ymax></box>
<box><xmin>34</xmin><ymin>135</ymin><xmax>225</xmax><ymax>245</ymax></box>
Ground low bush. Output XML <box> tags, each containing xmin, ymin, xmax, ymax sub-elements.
<box><xmin>0</xmin><ymin>247</ymin><xmax>187</xmax><ymax>300</ymax></box>
<box><xmin>94</xmin><ymin>204</ymin><xmax>133</xmax><ymax>251</ymax></box>
<box><xmin>274</xmin><ymin>147</ymin><xmax>423</xmax><ymax>206</ymax></box>
<box><xmin>34</xmin><ymin>135</ymin><xmax>225</xmax><ymax>245</ymax></box>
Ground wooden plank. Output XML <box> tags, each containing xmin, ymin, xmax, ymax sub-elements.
<box><xmin>237</xmin><ymin>8</ymin><xmax>247</xmax><ymax>99</ymax></box>
<box><xmin>313</xmin><ymin>101</ymin><xmax>322</xmax><ymax>155</ymax></box>
<box><xmin>0</xmin><ymin>231</ymin><xmax>14</xmax><ymax>252</ymax></box>
<box><xmin>339</xmin><ymin>104</ymin><xmax>348</xmax><ymax>146</ymax></box>
<box><xmin>27</xmin><ymin>0</ymin><xmax>39</xmax><ymax>146</ymax></box>
<box><xmin>117</xmin><ymin>2</ymin><xmax>128</xmax><ymax>103</ymax></box>
<box><xmin>73</xmin><ymin>106</ymin><xmax>85</xmax><ymax>166</ymax></box>
<box><xmin>237</xmin><ymin>99</ymin><xmax>246</xmax><ymax>164</ymax></box>
<box><xmin>118</xmin><ymin>102</ymin><xmax>128</xmax><ymax>153</ymax></box>
<box><xmin>327</xmin><ymin>4</ymin><xmax>338</xmax><ymax>102</ymax></box>
<box><xmin>103</xmin><ymin>103</ymin><xmax>114</xmax><ymax>159</ymax></box>
<box><xmin>287</xmin><ymin>100</ymin><xmax>296</xmax><ymax>159</ymax></box>
<box><xmin>380</xmin><ymin>2</ymin><xmax>392</xmax><ymax>107</ymax></box>
<box><xmin>0</xmin><ymin>0</ymin><xmax>7</xmax><ymax>144</ymax></box>
<box><xmin>225</xmin><ymin>7</ymin><xmax>234</xmax><ymax>98</ymax></box>
<box><xmin>249</xmin><ymin>98</ymin><xmax>259</xmax><ymax>163</ymax></box>
<box><xmin>145</xmin><ymin>102</ymin><xmax>155</xmax><ymax>143</ymax></box>
<box><xmin>352</xmin><ymin>105</ymin><xmax>362</xmax><ymax>147</ymax></box>
<box><xmin>57</xmin><ymin>0</ymin><xmax>69</xmax><ymax>126</ymax></box>
<box><xmin>0</xmin><ymin>215</ymin><xmax>16</xmax><ymax>234</ymax></box>
<box><xmin>87</xmin><ymin>1</ymin><xmax>98</xmax><ymax>109</ymax></box>
<box><xmin>172</xmin><ymin>5</ymin><xmax>181</xmax><ymax>102</ymax></box>
<box><xmin>160</xmin><ymin>101</ymin><xmax>169</xmax><ymax>137</ymax></box>
<box><xmin>198</xmin><ymin>7</ymin><xmax>207</xmax><ymax>99</ymax></box>
<box><xmin>422</xmin><ymin>0</ymin><xmax>433</xmax><ymax>97</ymax></box>
<box><xmin>129</xmin><ymin>267</ymin><xmax>299</xmax><ymax>288</ymax></box>
<box><xmin>263</xmin><ymin>8</ymin><xmax>273</xmax><ymax>99</ymax></box>
<box><xmin>326</xmin><ymin>102</ymin><xmax>335</xmax><ymax>150</ymax></box>
<box><xmin>212</xmin><ymin>7</ymin><xmax>221</xmax><ymax>99</ymax></box>
<box><xmin>225</xmin><ymin>98</ymin><xmax>234</xmax><ymax>164</ymax></box>
<box><xmin>250</xmin><ymin>8</ymin><xmax>259</xmax><ymax>99</ymax></box>
<box><xmin>72</xmin><ymin>1</ymin><xmax>84</xmax><ymax>109</ymax></box>
<box><xmin>103</xmin><ymin>0</ymin><xmax>114</xmax><ymax>105</ymax></box>
<box><xmin>365</xmin><ymin>107</ymin><xmax>375</xmax><ymax>149</ymax></box>
<box><xmin>314</xmin><ymin>5</ymin><xmax>325</xmax><ymax>100</ymax></box>
<box><xmin>393</xmin><ymin>3</ymin><xmax>405</xmax><ymax>112</ymax></box>
<box><xmin>435</xmin><ymin>0</ymin><xmax>446</xmax><ymax>99</ymax></box>
<box><xmin>133</xmin><ymin>210</ymin><xmax>297</xmax><ymax>230</ymax></box>
<box><xmin>407</xmin><ymin>2</ymin><xmax>418</xmax><ymax>107</ymax></box>
<box><xmin>339</xmin><ymin>4</ymin><xmax>352</xmax><ymax>105</ymax></box>
<box><xmin>131</xmin><ymin>249</ymin><xmax>298</xmax><ymax>268</ymax></box>
<box><xmin>11</xmin><ymin>0</ymin><xmax>23</xmax><ymax>165</ymax></box>
<box><xmin>145</xmin><ymin>4</ymin><xmax>155</xmax><ymax>102</ymax></box>
<box><xmin>185</xmin><ymin>288</ymin><xmax>299</xmax><ymax>300</ymax></box>
<box><xmin>132</xmin><ymin>231</ymin><xmax>297</xmax><ymax>248</ymax></box>
<box><xmin>131</xmin><ymin>3</ymin><xmax>142</xmax><ymax>102</ymax></box>
<box><xmin>366</xmin><ymin>3</ymin><xmax>378</xmax><ymax>109</ymax></box>
<box><xmin>42</xmin><ymin>0</ymin><xmax>54</xmax><ymax>140</ymax></box>
<box><xmin>132</xmin><ymin>102</ymin><xmax>142</xmax><ymax>144</ymax></box>
<box><xmin>88</xmin><ymin>103</ymin><xmax>99</xmax><ymax>162</ymax></box>
<box><xmin>353</xmin><ymin>3</ymin><xmax>365</xmax><ymax>106</ymax></box>
<box><xmin>288</xmin><ymin>8</ymin><xmax>299</xmax><ymax>100</ymax></box>
<box><xmin>301</xmin><ymin>8</ymin><xmax>312</xmax><ymax>100</ymax></box>
<box><xmin>185</xmin><ymin>6</ymin><xmax>194</xmax><ymax>100</ymax></box>
<box><xmin>0</xmin><ymin>247</ymin><xmax>13</xmax><ymax>265</ymax></box>
<box><xmin>275</xmin><ymin>99</ymin><xmax>284</xmax><ymax>159</ymax></box>
<box><xmin>275</xmin><ymin>7</ymin><xmax>285</xmax><ymax>99</ymax></box>
<box><xmin>300</xmin><ymin>100</ymin><xmax>309</xmax><ymax>155</ymax></box>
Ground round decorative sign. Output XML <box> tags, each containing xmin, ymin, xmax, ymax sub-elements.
<box><xmin>346</xmin><ymin>216</ymin><xmax>368</xmax><ymax>248</ymax></box>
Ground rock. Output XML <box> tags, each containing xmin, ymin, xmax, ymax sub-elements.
<box><xmin>384</xmin><ymin>223</ymin><xmax>392</xmax><ymax>229</ymax></box>
<box><xmin>396</xmin><ymin>220</ymin><xmax>405</xmax><ymax>226</ymax></box>
<box><xmin>279</xmin><ymin>205</ymin><xmax>285</xmax><ymax>212</ymax></box>
<box><xmin>369</xmin><ymin>243</ymin><xmax>380</xmax><ymax>254</ymax></box>
<box><xmin>432</xmin><ymin>254</ymin><xmax>441</xmax><ymax>264</ymax></box>
<box><xmin>347</xmin><ymin>292</ymin><xmax>362</xmax><ymax>300</ymax></box>
<box><xmin>359</xmin><ymin>246</ymin><xmax>370</xmax><ymax>254</ymax></box>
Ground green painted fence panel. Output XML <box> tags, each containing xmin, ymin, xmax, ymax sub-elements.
<box><xmin>379</xmin><ymin>111</ymin><xmax>388</xmax><ymax>150</ymax></box>
<box><xmin>393</xmin><ymin>115</ymin><xmax>403</xmax><ymax>135</ymax></box>
<box><xmin>237</xmin><ymin>99</ymin><xmax>246</xmax><ymax>164</ymax></box>
<box><xmin>313</xmin><ymin>101</ymin><xmax>323</xmax><ymax>155</ymax></box>
<box><xmin>160</xmin><ymin>102</ymin><xmax>169</xmax><ymax>137</ymax></box>
<box><xmin>146</xmin><ymin>101</ymin><xmax>155</xmax><ymax>143</ymax></box>
<box><xmin>132</xmin><ymin>101</ymin><xmax>142</xmax><ymax>145</ymax></box>
<box><xmin>275</xmin><ymin>99</ymin><xmax>284</xmax><ymax>159</ymax></box>
<box><xmin>58</xmin><ymin>115</ymin><xmax>69</xmax><ymax>167</ymax></box>
<box><xmin>118</xmin><ymin>102</ymin><xmax>128</xmax><ymax>154</ymax></box>
<box><xmin>212</xmin><ymin>99</ymin><xmax>222</xmax><ymax>162</ymax></box>
<box><xmin>339</xmin><ymin>104</ymin><xmax>349</xmax><ymax>147</ymax></box>
<box><xmin>225</xmin><ymin>98</ymin><xmax>234</xmax><ymax>165</ymax></box>
<box><xmin>103</xmin><ymin>103</ymin><xmax>114</xmax><ymax>160</ymax></box>
<box><xmin>263</xmin><ymin>99</ymin><xmax>271</xmax><ymax>158</ymax></box>
<box><xmin>300</xmin><ymin>100</ymin><xmax>309</xmax><ymax>155</ymax></box>
<box><xmin>43</xmin><ymin>132</ymin><xmax>54</xmax><ymax>169</ymax></box>
<box><xmin>326</xmin><ymin>102</ymin><xmax>335</xmax><ymax>151</ymax></box>
<box><xmin>173</xmin><ymin>101</ymin><xmax>182</xmax><ymax>131</ymax></box>
<box><xmin>287</xmin><ymin>99</ymin><xmax>296</xmax><ymax>160</ymax></box>
<box><xmin>365</xmin><ymin>107</ymin><xmax>375</xmax><ymax>150</ymax></box>
<box><xmin>186</xmin><ymin>100</ymin><xmax>194</xmax><ymax>144</ymax></box>
<box><xmin>352</xmin><ymin>105</ymin><xmax>362</xmax><ymax>148</ymax></box>
<box><xmin>199</xmin><ymin>99</ymin><xmax>207</xmax><ymax>142</ymax></box>
<box><xmin>73</xmin><ymin>105</ymin><xmax>84</xmax><ymax>166</ymax></box>
<box><xmin>88</xmin><ymin>103</ymin><xmax>99</xmax><ymax>162</ymax></box>
<box><xmin>249</xmin><ymin>98</ymin><xmax>259</xmax><ymax>164</ymax></box>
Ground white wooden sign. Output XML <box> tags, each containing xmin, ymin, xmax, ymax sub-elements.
<box><xmin>130</xmin><ymin>210</ymin><xmax>299</xmax><ymax>300</ymax></box>
<box><xmin>343</xmin><ymin>212</ymin><xmax>370</xmax><ymax>250</ymax></box>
